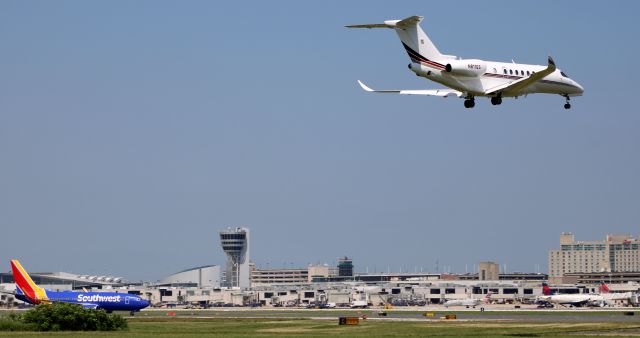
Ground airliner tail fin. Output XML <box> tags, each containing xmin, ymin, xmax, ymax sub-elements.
<box><xmin>542</xmin><ymin>282</ymin><xmax>551</xmax><ymax>296</ymax></box>
<box><xmin>10</xmin><ymin>260</ymin><xmax>48</xmax><ymax>303</ymax></box>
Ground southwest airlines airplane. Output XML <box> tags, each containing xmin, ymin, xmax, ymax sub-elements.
<box><xmin>347</xmin><ymin>16</ymin><xmax>584</xmax><ymax>108</ymax></box>
<box><xmin>6</xmin><ymin>260</ymin><xmax>149</xmax><ymax>314</ymax></box>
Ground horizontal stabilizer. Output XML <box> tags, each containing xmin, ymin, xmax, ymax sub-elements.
<box><xmin>346</xmin><ymin>16</ymin><xmax>424</xmax><ymax>30</ymax></box>
<box><xmin>357</xmin><ymin>80</ymin><xmax>462</xmax><ymax>97</ymax></box>
<box><xmin>345</xmin><ymin>23</ymin><xmax>390</xmax><ymax>29</ymax></box>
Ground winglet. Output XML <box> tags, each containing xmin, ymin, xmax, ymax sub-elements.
<box><xmin>357</xmin><ymin>80</ymin><xmax>374</xmax><ymax>92</ymax></box>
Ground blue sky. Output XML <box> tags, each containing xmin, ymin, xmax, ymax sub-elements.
<box><xmin>1</xmin><ymin>1</ymin><xmax>639</xmax><ymax>280</ymax></box>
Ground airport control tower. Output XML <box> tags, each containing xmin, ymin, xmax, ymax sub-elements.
<box><xmin>219</xmin><ymin>227</ymin><xmax>250</xmax><ymax>288</ymax></box>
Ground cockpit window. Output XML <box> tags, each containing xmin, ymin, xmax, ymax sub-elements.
<box><xmin>560</xmin><ymin>71</ymin><xmax>569</xmax><ymax>78</ymax></box>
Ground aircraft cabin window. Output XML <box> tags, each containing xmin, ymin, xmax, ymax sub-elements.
<box><xmin>503</xmin><ymin>69</ymin><xmax>507</xmax><ymax>74</ymax></box>
<box><xmin>520</xmin><ymin>70</ymin><xmax>524</xmax><ymax>75</ymax></box>
<box><xmin>509</xmin><ymin>69</ymin><xmax>513</xmax><ymax>75</ymax></box>
<box><xmin>527</xmin><ymin>71</ymin><xmax>530</xmax><ymax>76</ymax></box>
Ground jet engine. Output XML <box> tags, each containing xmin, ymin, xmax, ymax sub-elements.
<box><xmin>444</xmin><ymin>59</ymin><xmax>486</xmax><ymax>77</ymax></box>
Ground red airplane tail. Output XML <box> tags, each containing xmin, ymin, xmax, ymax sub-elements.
<box><xmin>542</xmin><ymin>283</ymin><xmax>551</xmax><ymax>296</ymax></box>
<box><xmin>599</xmin><ymin>282</ymin><xmax>610</xmax><ymax>294</ymax></box>
<box><xmin>483</xmin><ymin>291</ymin><xmax>493</xmax><ymax>304</ymax></box>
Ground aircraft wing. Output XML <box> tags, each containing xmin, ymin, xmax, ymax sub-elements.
<box><xmin>357</xmin><ymin>80</ymin><xmax>462</xmax><ymax>97</ymax></box>
<box><xmin>484</xmin><ymin>56</ymin><xmax>557</xmax><ymax>96</ymax></box>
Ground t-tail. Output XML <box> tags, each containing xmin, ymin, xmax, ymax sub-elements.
<box><xmin>10</xmin><ymin>260</ymin><xmax>48</xmax><ymax>304</ymax></box>
<box><xmin>346</xmin><ymin>16</ymin><xmax>455</xmax><ymax>70</ymax></box>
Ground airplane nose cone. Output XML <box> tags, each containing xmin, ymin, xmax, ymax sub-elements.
<box><xmin>574</xmin><ymin>81</ymin><xmax>584</xmax><ymax>94</ymax></box>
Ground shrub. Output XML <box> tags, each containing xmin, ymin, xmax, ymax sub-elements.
<box><xmin>4</xmin><ymin>302</ymin><xmax>128</xmax><ymax>331</ymax></box>
<box><xmin>0</xmin><ymin>318</ymin><xmax>38</xmax><ymax>331</ymax></box>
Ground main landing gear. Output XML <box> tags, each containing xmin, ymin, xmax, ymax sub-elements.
<box><xmin>563</xmin><ymin>95</ymin><xmax>571</xmax><ymax>109</ymax></box>
<box><xmin>491</xmin><ymin>96</ymin><xmax>502</xmax><ymax>105</ymax></box>
<box><xmin>464</xmin><ymin>97</ymin><xmax>475</xmax><ymax>108</ymax></box>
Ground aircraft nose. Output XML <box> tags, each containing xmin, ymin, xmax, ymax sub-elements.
<box><xmin>574</xmin><ymin>81</ymin><xmax>584</xmax><ymax>94</ymax></box>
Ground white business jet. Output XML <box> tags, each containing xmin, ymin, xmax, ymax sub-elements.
<box><xmin>346</xmin><ymin>16</ymin><xmax>584</xmax><ymax>108</ymax></box>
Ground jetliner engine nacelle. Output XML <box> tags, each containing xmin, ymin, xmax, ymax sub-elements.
<box><xmin>444</xmin><ymin>59</ymin><xmax>486</xmax><ymax>77</ymax></box>
<box><xmin>408</xmin><ymin>63</ymin><xmax>433</xmax><ymax>77</ymax></box>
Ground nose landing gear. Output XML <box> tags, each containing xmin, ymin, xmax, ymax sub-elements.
<box><xmin>563</xmin><ymin>95</ymin><xmax>571</xmax><ymax>109</ymax></box>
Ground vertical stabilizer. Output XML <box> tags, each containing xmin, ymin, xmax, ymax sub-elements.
<box><xmin>542</xmin><ymin>283</ymin><xmax>551</xmax><ymax>296</ymax></box>
<box><xmin>391</xmin><ymin>16</ymin><xmax>444</xmax><ymax>63</ymax></box>
<box><xmin>10</xmin><ymin>260</ymin><xmax>48</xmax><ymax>303</ymax></box>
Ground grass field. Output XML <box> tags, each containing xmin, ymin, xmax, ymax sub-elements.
<box><xmin>1</xmin><ymin>315</ymin><xmax>640</xmax><ymax>337</ymax></box>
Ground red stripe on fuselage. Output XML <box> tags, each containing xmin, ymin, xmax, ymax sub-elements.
<box><xmin>419</xmin><ymin>60</ymin><xmax>445</xmax><ymax>70</ymax></box>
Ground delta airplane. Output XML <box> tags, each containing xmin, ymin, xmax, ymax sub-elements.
<box><xmin>537</xmin><ymin>283</ymin><xmax>591</xmax><ymax>307</ymax></box>
<box><xmin>538</xmin><ymin>282</ymin><xmax>636</xmax><ymax>307</ymax></box>
<box><xmin>591</xmin><ymin>282</ymin><xmax>635</xmax><ymax>306</ymax></box>
<box><xmin>4</xmin><ymin>260</ymin><xmax>149</xmax><ymax>314</ymax></box>
<box><xmin>346</xmin><ymin>16</ymin><xmax>584</xmax><ymax>108</ymax></box>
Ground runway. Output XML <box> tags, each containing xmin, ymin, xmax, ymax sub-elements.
<box><xmin>136</xmin><ymin>305</ymin><xmax>640</xmax><ymax>323</ymax></box>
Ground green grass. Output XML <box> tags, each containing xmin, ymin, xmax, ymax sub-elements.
<box><xmin>0</xmin><ymin>317</ymin><xmax>639</xmax><ymax>337</ymax></box>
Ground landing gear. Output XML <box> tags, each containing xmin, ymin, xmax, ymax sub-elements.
<box><xmin>464</xmin><ymin>97</ymin><xmax>475</xmax><ymax>108</ymax></box>
<box><xmin>491</xmin><ymin>96</ymin><xmax>502</xmax><ymax>105</ymax></box>
<box><xmin>563</xmin><ymin>95</ymin><xmax>571</xmax><ymax>109</ymax></box>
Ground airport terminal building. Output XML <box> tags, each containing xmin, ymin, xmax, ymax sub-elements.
<box><xmin>3</xmin><ymin>228</ymin><xmax>639</xmax><ymax>309</ymax></box>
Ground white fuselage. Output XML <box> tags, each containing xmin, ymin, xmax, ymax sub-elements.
<box><xmin>409</xmin><ymin>60</ymin><xmax>584</xmax><ymax>98</ymax></box>
<box><xmin>444</xmin><ymin>298</ymin><xmax>482</xmax><ymax>307</ymax></box>
<box><xmin>538</xmin><ymin>294</ymin><xmax>592</xmax><ymax>306</ymax></box>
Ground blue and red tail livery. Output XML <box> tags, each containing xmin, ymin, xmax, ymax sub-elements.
<box><xmin>10</xmin><ymin>260</ymin><xmax>149</xmax><ymax>313</ymax></box>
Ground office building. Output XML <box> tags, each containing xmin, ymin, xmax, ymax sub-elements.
<box><xmin>549</xmin><ymin>233</ymin><xmax>640</xmax><ymax>282</ymax></box>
